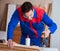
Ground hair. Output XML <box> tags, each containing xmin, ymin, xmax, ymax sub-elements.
<box><xmin>21</xmin><ymin>1</ymin><xmax>33</xmax><ymax>14</ymax></box>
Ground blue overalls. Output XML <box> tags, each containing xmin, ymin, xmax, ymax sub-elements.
<box><xmin>7</xmin><ymin>6</ymin><xmax>57</xmax><ymax>47</ymax></box>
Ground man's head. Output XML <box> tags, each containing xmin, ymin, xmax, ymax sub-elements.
<box><xmin>21</xmin><ymin>1</ymin><xmax>34</xmax><ymax>20</ymax></box>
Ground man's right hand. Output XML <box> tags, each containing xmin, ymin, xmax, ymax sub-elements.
<box><xmin>8</xmin><ymin>39</ymin><xmax>14</xmax><ymax>49</ymax></box>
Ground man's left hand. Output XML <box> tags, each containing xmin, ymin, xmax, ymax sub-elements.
<box><xmin>41</xmin><ymin>29</ymin><xmax>50</xmax><ymax>38</ymax></box>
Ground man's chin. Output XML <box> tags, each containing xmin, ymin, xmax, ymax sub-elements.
<box><xmin>28</xmin><ymin>18</ymin><xmax>33</xmax><ymax>20</ymax></box>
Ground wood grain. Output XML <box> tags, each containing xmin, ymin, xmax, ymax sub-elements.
<box><xmin>0</xmin><ymin>43</ymin><xmax>41</xmax><ymax>51</ymax></box>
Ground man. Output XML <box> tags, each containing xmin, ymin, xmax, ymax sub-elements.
<box><xmin>7</xmin><ymin>1</ymin><xmax>57</xmax><ymax>48</ymax></box>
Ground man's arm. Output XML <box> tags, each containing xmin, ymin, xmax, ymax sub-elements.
<box><xmin>7</xmin><ymin>10</ymin><xmax>19</xmax><ymax>40</ymax></box>
<box><xmin>42</xmin><ymin>12</ymin><xmax>57</xmax><ymax>34</ymax></box>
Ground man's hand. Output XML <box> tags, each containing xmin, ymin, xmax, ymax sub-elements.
<box><xmin>8</xmin><ymin>39</ymin><xmax>14</xmax><ymax>49</ymax></box>
<box><xmin>41</xmin><ymin>29</ymin><xmax>50</xmax><ymax>38</ymax></box>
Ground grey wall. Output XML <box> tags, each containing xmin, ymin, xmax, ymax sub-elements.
<box><xmin>50</xmin><ymin>0</ymin><xmax>60</xmax><ymax>49</ymax></box>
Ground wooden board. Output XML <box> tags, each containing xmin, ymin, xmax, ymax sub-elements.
<box><xmin>0</xmin><ymin>43</ymin><xmax>41</xmax><ymax>51</ymax></box>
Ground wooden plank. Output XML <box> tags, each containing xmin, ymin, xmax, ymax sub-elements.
<box><xmin>0</xmin><ymin>43</ymin><xmax>41</xmax><ymax>51</ymax></box>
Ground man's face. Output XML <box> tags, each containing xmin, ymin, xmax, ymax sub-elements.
<box><xmin>24</xmin><ymin>10</ymin><xmax>34</xmax><ymax>20</ymax></box>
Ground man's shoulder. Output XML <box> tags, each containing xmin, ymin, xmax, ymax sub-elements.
<box><xmin>34</xmin><ymin>6</ymin><xmax>45</xmax><ymax>17</ymax></box>
<box><xmin>16</xmin><ymin>6</ymin><xmax>21</xmax><ymax>11</ymax></box>
<box><xmin>34</xmin><ymin>6</ymin><xmax>45</xmax><ymax>12</ymax></box>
